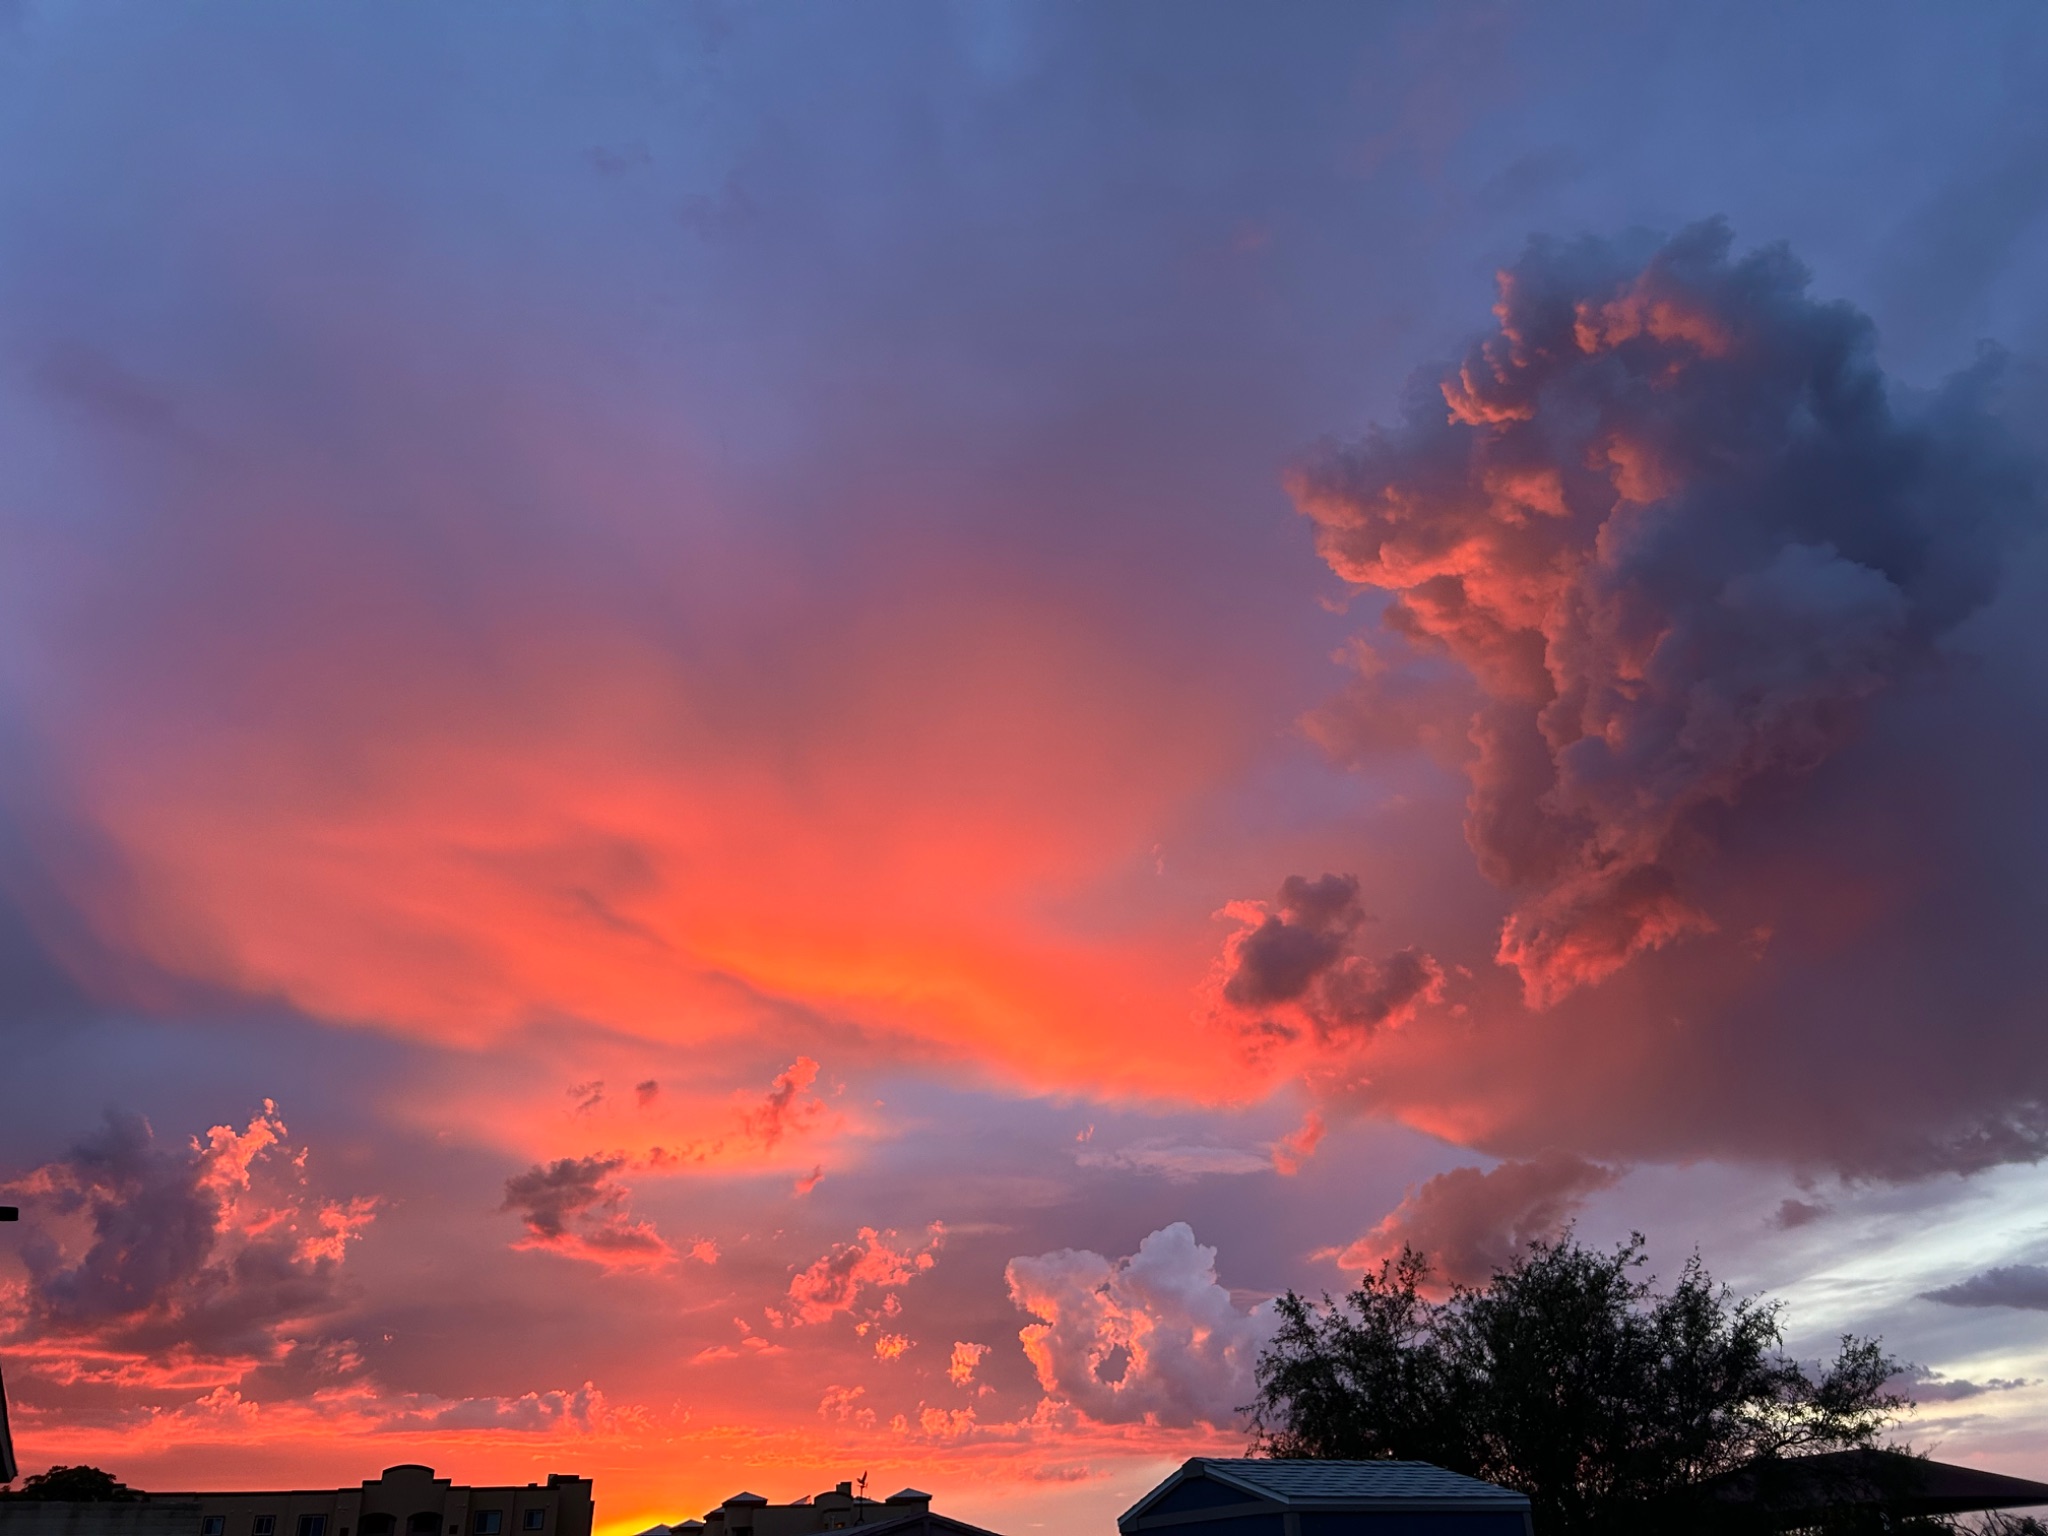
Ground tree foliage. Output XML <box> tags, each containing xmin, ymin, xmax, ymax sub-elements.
<box><xmin>0</xmin><ymin>1466</ymin><xmax>142</xmax><ymax>1501</ymax></box>
<box><xmin>1248</xmin><ymin>1235</ymin><xmax>1907</xmax><ymax>1535</ymax></box>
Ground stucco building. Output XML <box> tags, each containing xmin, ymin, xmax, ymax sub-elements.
<box><xmin>0</xmin><ymin>1466</ymin><xmax>593</xmax><ymax>1536</ymax></box>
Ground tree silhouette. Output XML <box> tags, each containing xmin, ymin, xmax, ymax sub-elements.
<box><xmin>1248</xmin><ymin>1234</ymin><xmax>1906</xmax><ymax>1535</ymax></box>
<box><xmin>1</xmin><ymin>1466</ymin><xmax>142</xmax><ymax>1501</ymax></box>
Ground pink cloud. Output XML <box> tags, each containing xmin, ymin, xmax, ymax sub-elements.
<box><xmin>778</xmin><ymin>1224</ymin><xmax>944</xmax><ymax>1327</ymax></box>
<box><xmin>1327</xmin><ymin>1153</ymin><xmax>1619</xmax><ymax>1289</ymax></box>
<box><xmin>1270</xmin><ymin>1112</ymin><xmax>1325</xmax><ymax>1176</ymax></box>
<box><xmin>1006</xmin><ymin>1223</ymin><xmax>1277</xmax><ymax>1428</ymax></box>
<box><xmin>947</xmin><ymin>1341</ymin><xmax>991</xmax><ymax>1387</ymax></box>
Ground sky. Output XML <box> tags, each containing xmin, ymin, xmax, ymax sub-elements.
<box><xmin>3</xmin><ymin>2</ymin><xmax>2048</xmax><ymax>1532</ymax></box>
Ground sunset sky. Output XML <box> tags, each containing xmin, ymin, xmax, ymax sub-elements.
<box><xmin>4</xmin><ymin>4</ymin><xmax>2048</xmax><ymax>1533</ymax></box>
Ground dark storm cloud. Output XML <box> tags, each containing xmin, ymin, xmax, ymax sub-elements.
<box><xmin>1921</xmin><ymin>1264</ymin><xmax>2048</xmax><ymax>1311</ymax></box>
<box><xmin>24</xmin><ymin>1111</ymin><xmax>217</xmax><ymax>1328</ymax></box>
<box><xmin>12</xmin><ymin>1104</ymin><xmax>369</xmax><ymax>1363</ymax></box>
<box><xmin>1771</xmin><ymin>1198</ymin><xmax>1830</xmax><ymax>1230</ymax></box>
<box><xmin>1217</xmin><ymin>874</ymin><xmax>1442</xmax><ymax>1041</ymax></box>
<box><xmin>500</xmin><ymin>1154</ymin><xmax>672</xmax><ymax>1269</ymax></box>
<box><xmin>1222</xmin><ymin>874</ymin><xmax>1360</xmax><ymax>1008</ymax></box>
<box><xmin>1258</xmin><ymin>219</ymin><xmax>2048</xmax><ymax>1178</ymax></box>
<box><xmin>1897</xmin><ymin>1367</ymin><xmax>2029</xmax><ymax>1403</ymax></box>
<box><xmin>1293</xmin><ymin>218</ymin><xmax>2038</xmax><ymax>1008</ymax></box>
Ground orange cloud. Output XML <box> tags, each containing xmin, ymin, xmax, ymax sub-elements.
<box><xmin>871</xmin><ymin>1333</ymin><xmax>912</xmax><ymax>1361</ymax></box>
<box><xmin>946</xmin><ymin>1342</ymin><xmax>991</xmax><ymax>1387</ymax></box>
<box><xmin>1269</xmin><ymin>1112</ymin><xmax>1325</xmax><ymax>1176</ymax></box>
<box><xmin>778</xmin><ymin>1224</ymin><xmax>944</xmax><ymax>1328</ymax></box>
<box><xmin>44</xmin><ymin>582</ymin><xmax>1254</xmax><ymax>1108</ymax></box>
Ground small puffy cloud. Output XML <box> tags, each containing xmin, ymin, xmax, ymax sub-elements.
<box><xmin>1214</xmin><ymin>874</ymin><xmax>1442</xmax><ymax>1042</ymax></box>
<box><xmin>902</xmin><ymin>1403</ymin><xmax>977</xmax><ymax>1441</ymax></box>
<box><xmin>1331</xmin><ymin>1153</ymin><xmax>1618</xmax><ymax>1288</ymax></box>
<box><xmin>1921</xmin><ymin>1264</ymin><xmax>2048</xmax><ymax>1311</ymax></box>
<box><xmin>873</xmin><ymin>1332</ymin><xmax>912</xmax><ymax>1361</ymax></box>
<box><xmin>7</xmin><ymin>1102</ymin><xmax>372</xmax><ymax>1371</ymax></box>
<box><xmin>499</xmin><ymin>1155</ymin><xmax>673</xmax><ymax>1271</ymax></box>
<box><xmin>643</xmin><ymin>1058</ymin><xmax>831</xmax><ymax>1171</ymax></box>
<box><xmin>819</xmin><ymin>1383</ymin><xmax>875</xmax><ymax>1428</ymax></box>
<box><xmin>744</xmin><ymin>1056</ymin><xmax>825</xmax><ymax>1150</ymax></box>
<box><xmin>779</xmin><ymin>1223</ymin><xmax>943</xmax><ymax>1326</ymax></box>
<box><xmin>947</xmin><ymin>1341</ymin><xmax>990</xmax><ymax>1387</ymax></box>
<box><xmin>1271</xmin><ymin>1112</ymin><xmax>1325</xmax><ymax>1176</ymax></box>
<box><xmin>1006</xmin><ymin>1222</ymin><xmax>1277</xmax><ymax>1427</ymax></box>
<box><xmin>1772</xmin><ymin>1197</ymin><xmax>1830</xmax><ymax>1230</ymax></box>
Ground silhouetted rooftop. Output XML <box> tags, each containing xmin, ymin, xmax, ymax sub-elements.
<box><xmin>1120</xmin><ymin>1458</ymin><xmax>1529</xmax><ymax>1530</ymax></box>
<box><xmin>1701</xmin><ymin>1449</ymin><xmax>2048</xmax><ymax>1517</ymax></box>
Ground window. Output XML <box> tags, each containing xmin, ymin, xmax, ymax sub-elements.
<box><xmin>255</xmin><ymin>1518</ymin><xmax>276</xmax><ymax>1535</ymax></box>
<box><xmin>361</xmin><ymin>1518</ymin><xmax>394</xmax><ymax>1536</ymax></box>
<box><xmin>407</xmin><ymin>1516</ymin><xmax>441</xmax><ymax>1535</ymax></box>
<box><xmin>474</xmin><ymin>1513</ymin><xmax>504</xmax><ymax>1535</ymax></box>
<box><xmin>201</xmin><ymin>1518</ymin><xmax>225</xmax><ymax>1535</ymax></box>
<box><xmin>522</xmin><ymin>1513</ymin><xmax>545</xmax><ymax>1531</ymax></box>
<box><xmin>299</xmin><ymin>1517</ymin><xmax>328</xmax><ymax>1536</ymax></box>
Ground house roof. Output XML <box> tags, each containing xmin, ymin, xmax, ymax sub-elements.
<box><xmin>1119</xmin><ymin>1459</ymin><xmax>1529</xmax><ymax>1530</ymax></box>
<box><xmin>1698</xmin><ymin>1449</ymin><xmax>2048</xmax><ymax>1517</ymax></box>
<box><xmin>837</xmin><ymin>1511</ymin><xmax>1007</xmax><ymax>1536</ymax></box>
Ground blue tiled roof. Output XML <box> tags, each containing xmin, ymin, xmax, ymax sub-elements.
<box><xmin>1120</xmin><ymin>1459</ymin><xmax>1529</xmax><ymax>1527</ymax></box>
<box><xmin>1204</xmin><ymin>1460</ymin><xmax>1526</xmax><ymax>1505</ymax></box>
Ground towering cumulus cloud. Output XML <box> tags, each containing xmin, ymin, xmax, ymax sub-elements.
<box><xmin>1292</xmin><ymin>220</ymin><xmax>2035</xmax><ymax>1006</ymax></box>
<box><xmin>1006</xmin><ymin>1223</ymin><xmax>1277</xmax><ymax>1427</ymax></box>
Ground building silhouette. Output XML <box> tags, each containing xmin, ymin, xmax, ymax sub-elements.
<box><xmin>0</xmin><ymin>1466</ymin><xmax>592</xmax><ymax>1536</ymax></box>
<box><xmin>637</xmin><ymin>1483</ymin><xmax>1000</xmax><ymax>1536</ymax></box>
